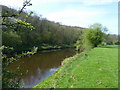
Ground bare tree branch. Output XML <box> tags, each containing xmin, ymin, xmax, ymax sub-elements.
<box><xmin>1</xmin><ymin>0</ymin><xmax>32</xmax><ymax>18</ymax></box>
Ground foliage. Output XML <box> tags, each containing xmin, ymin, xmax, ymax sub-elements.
<box><xmin>2</xmin><ymin>46</ymin><xmax>38</xmax><ymax>88</ymax></box>
<box><xmin>33</xmin><ymin>45</ymin><xmax>118</xmax><ymax>88</ymax></box>
<box><xmin>112</xmin><ymin>41</ymin><xmax>120</xmax><ymax>45</ymax></box>
<box><xmin>83</xmin><ymin>28</ymin><xmax>104</xmax><ymax>47</ymax></box>
<box><xmin>75</xmin><ymin>36</ymin><xmax>84</xmax><ymax>51</ymax></box>
<box><xmin>2</xmin><ymin>31</ymin><xmax>22</xmax><ymax>48</ymax></box>
<box><xmin>2</xmin><ymin>6</ymin><xmax>84</xmax><ymax>50</ymax></box>
<box><xmin>98</xmin><ymin>42</ymin><xmax>107</xmax><ymax>47</ymax></box>
<box><xmin>1</xmin><ymin>0</ymin><xmax>36</xmax><ymax>88</ymax></box>
<box><xmin>105</xmin><ymin>34</ymin><xmax>119</xmax><ymax>45</ymax></box>
<box><xmin>75</xmin><ymin>23</ymin><xmax>106</xmax><ymax>51</ymax></box>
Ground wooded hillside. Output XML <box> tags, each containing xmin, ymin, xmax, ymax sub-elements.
<box><xmin>2</xmin><ymin>5</ymin><xmax>84</xmax><ymax>51</ymax></box>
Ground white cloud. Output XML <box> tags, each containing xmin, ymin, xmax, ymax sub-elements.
<box><xmin>32</xmin><ymin>0</ymin><xmax>118</xmax><ymax>3</ymax></box>
<box><xmin>45</xmin><ymin>10</ymin><xmax>106</xmax><ymax>27</ymax></box>
<box><xmin>45</xmin><ymin>9</ymin><xmax>118</xmax><ymax>34</ymax></box>
<box><xmin>0</xmin><ymin>0</ymin><xmax>23</xmax><ymax>8</ymax></box>
<box><xmin>29</xmin><ymin>0</ymin><xmax>119</xmax><ymax>7</ymax></box>
<box><xmin>47</xmin><ymin>10</ymin><xmax>105</xmax><ymax>17</ymax></box>
<box><xmin>79</xmin><ymin>0</ymin><xmax>118</xmax><ymax>5</ymax></box>
<box><xmin>31</xmin><ymin>0</ymin><xmax>118</xmax><ymax>5</ymax></box>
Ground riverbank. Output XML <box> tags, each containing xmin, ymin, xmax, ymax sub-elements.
<box><xmin>4</xmin><ymin>44</ymin><xmax>75</xmax><ymax>54</ymax></box>
<box><xmin>3</xmin><ymin>44</ymin><xmax>75</xmax><ymax>59</ymax></box>
<box><xmin>33</xmin><ymin>45</ymin><xmax>118</xmax><ymax>88</ymax></box>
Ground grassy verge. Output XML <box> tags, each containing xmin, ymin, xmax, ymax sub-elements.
<box><xmin>33</xmin><ymin>45</ymin><xmax>118</xmax><ymax>88</ymax></box>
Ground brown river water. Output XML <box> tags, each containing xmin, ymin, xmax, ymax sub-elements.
<box><xmin>6</xmin><ymin>48</ymin><xmax>76</xmax><ymax>88</ymax></box>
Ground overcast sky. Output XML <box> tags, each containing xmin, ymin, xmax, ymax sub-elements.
<box><xmin>0</xmin><ymin>0</ymin><xmax>118</xmax><ymax>34</ymax></box>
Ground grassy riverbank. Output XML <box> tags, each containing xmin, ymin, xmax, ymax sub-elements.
<box><xmin>33</xmin><ymin>45</ymin><xmax>118</xmax><ymax>88</ymax></box>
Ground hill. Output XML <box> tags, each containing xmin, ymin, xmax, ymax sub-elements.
<box><xmin>2</xmin><ymin>5</ymin><xmax>84</xmax><ymax>51</ymax></box>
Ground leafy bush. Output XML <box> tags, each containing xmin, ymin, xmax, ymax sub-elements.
<box><xmin>2</xmin><ymin>31</ymin><xmax>22</xmax><ymax>48</ymax></box>
<box><xmin>2</xmin><ymin>46</ymin><xmax>38</xmax><ymax>88</ymax></box>
<box><xmin>83</xmin><ymin>29</ymin><xmax>104</xmax><ymax>48</ymax></box>
<box><xmin>113</xmin><ymin>41</ymin><xmax>120</xmax><ymax>45</ymax></box>
<box><xmin>75</xmin><ymin>23</ymin><xmax>106</xmax><ymax>51</ymax></box>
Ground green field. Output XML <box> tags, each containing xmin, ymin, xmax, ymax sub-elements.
<box><xmin>33</xmin><ymin>45</ymin><xmax>118</xmax><ymax>88</ymax></box>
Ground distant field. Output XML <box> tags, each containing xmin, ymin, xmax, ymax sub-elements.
<box><xmin>33</xmin><ymin>45</ymin><xmax>118</xmax><ymax>88</ymax></box>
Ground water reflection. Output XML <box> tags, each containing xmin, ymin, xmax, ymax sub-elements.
<box><xmin>6</xmin><ymin>49</ymin><xmax>76</xmax><ymax>88</ymax></box>
<box><xmin>20</xmin><ymin>67</ymin><xmax>58</xmax><ymax>88</ymax></box>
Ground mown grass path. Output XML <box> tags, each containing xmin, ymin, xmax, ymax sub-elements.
<box><xmin>33</xmin><ymin>45</ymin><xmax>118</xmax><ymax>88</ymax></box>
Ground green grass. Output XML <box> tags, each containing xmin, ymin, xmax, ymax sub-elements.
<box><xmin>33</xmin><ymin>45</ymin><xmax>118</xmax><ymax>88</ymax></box>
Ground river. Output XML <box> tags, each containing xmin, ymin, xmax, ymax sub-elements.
<box><xmin>6</xmin><ymin>48</ymin><xmax>76</xmax><ymax>88</ymax></box>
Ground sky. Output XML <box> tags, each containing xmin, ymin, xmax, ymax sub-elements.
<box><xmin>0</xmin><ymin>0</ymin><xmax>118</xmax><ymax>34</ymax></box>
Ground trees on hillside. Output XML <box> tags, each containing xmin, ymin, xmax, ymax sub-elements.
<box><xmin>2</xmin><ymin>6</ymin><xmax>84</xmax><ymax>50</ymax></box>
<box><xmin>105</xmin><ymin>34</ymin><xmax>119</xmax><ymax>45</ymax></box>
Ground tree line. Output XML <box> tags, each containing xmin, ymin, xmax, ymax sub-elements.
<box><xmin>2</xmin><ymin>5</ymin><xmax>84</xmax><ymax>51</ymax></box>
<box><xmin>2</xmin><ymin>5</ymin><xmax>119</xmax><ymax>52</ymax></box>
